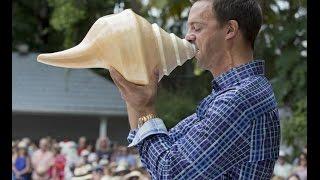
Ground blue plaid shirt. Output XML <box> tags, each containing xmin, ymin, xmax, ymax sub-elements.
<box><xmin>127</xmin><ymin>60</ymin><xmax>280</xmax><ymax>179</ymax></box>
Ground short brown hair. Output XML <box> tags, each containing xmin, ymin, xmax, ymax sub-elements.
<box><xmin>190</xmin><ymin>0</ymin><xmax>263</xmax><ymax>49</ymax></box>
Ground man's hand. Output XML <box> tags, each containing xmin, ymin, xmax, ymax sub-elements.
<box><xmin>109</xmin><ymin>67</ymin><xmax>159</xmax><ymax>129</ymax></box>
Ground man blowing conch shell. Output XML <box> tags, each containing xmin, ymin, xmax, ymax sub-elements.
<box><xmin>110</xmin><ymin>0</ymin><xmax>280</xmax><ymax>179</ymax></box>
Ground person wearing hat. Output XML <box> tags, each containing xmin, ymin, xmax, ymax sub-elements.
<box><xmin>92</xmin><ymin>165</ymin><xmax>105</xmax><ymax>180</ymax></box>
<box><xmin>72</xmin><ymin>163</ymin><xmax>93</xmax><ymax>180</ymax></box>
<box><xmin>12</xmin><ymin>141</ymin><xmax>32</xmax><ymax>180</ymax></box>
<box><xmin>101</xmin><ymin>162</ymin><xmax>113</xmax><ymax>180</ymax></box>
<box><xmin>78</xmin><ymin>149</ymin><xmax>90</xmax><ymax>166</ymax></box>
<box><xmin>88</xmin><ymin>152</ymin><xmax>99</xmax><ymax>166</ymax></box>
<box><xmin>113</xmin><ymin>161</ymin><xmax>130</xmax><ymax>177</ymax></box>
<box><xmin>273</xmin><ymin>150</ymin><xmax>293</xmax><ymax>179</ymax></box>
<box><xmin>123</xmin><ymin>170</ymin><xmax>143</xmax><ymax>180</ymax></box>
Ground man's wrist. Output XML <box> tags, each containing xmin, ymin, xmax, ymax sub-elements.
<box><xmin>136</xmin><ymin>105</ymin><xmax>156</xmax><ymax>117</ymax></box>
<box><xmin>136</xmin><ymin>105</ymin><xmax>157</xmax><ymax>128</ymax></box>
<box><xmin>138</xmin><ymin>113</ymin><xmax>158</xmax><ymax>128</ymax></box>
<box><xmin>127</xmin><ymin>104</ymin><xmax>157</xmax><ymax>130</ymax></box>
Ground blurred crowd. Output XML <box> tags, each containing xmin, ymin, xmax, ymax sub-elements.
<box><xmin>12</xmin><ymin>135</ymin><xmax>307</xmax><ymax>180</ymax></box>
<box><xmin>272</xmin><ymin>145</ymin><xmax>307</xmax><ymax>180</ymax></box>
<box><xmin>12</xmin><ymin>136</ymin><xmax>151</xmax><ymax>180</ymax></box>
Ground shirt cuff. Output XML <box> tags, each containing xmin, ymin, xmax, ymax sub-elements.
<box><xmin>128</xmin><ymin>118</ymin><xmax>168</xmax><ymax>147</ymax></box>
<box><xmin>127</xmin><ymin>129</ymin><xmax>138</xmax><ymax>144</ymax></box>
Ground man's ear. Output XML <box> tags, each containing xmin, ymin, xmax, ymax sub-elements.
<box><xmin>225</xmin><ymin>20</ymin><xmax>239</xmax><ymax>40</ymax></box>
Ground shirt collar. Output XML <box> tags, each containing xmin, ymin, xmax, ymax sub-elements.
<box><xmin>211</xmin><ymin>60</ymin><xmax>265</xmax><ymax>91</ymax></box>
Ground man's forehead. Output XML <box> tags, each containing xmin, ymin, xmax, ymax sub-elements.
<box><xmin>188</xmin><ymin>1</ymin><xmax>214</xmax><ymax>24</ymax></box>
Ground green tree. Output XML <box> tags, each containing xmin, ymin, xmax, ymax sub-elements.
<box><xmin>12</xmin><ymin>0</ymin><xmax>61</xmax><ymax>52</ymax></box>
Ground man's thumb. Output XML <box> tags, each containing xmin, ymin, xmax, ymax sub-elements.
<box><xmin>153</xmin><ymin>68</ymin><xmax>160</xmax><ymax>83</ymax></box>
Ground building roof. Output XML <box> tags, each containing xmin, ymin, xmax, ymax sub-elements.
<box><xmin>12</xmin><ymin>52</ymin><xmax>127</xmax><ymax>116</ymax></box>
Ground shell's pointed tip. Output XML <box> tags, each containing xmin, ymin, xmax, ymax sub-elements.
<box><xmin>37</xmin><ymin>54</ymin><xmax>45</xmax><ymax>62</ymax></box>
<box><xmin>37</xmin><ymin>54</ymin><xmax>42</xmax><ymax>61</ymax></box>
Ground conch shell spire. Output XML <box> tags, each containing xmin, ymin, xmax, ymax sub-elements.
<box><xmin>37</xmin><ymin>9</ymin><xmax>196</xmax><ymax>85</ymax></box>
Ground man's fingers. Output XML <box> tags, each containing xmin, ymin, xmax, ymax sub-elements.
<box><xmin>109</xmin><ymin>67</ymin><xmax>132</xmax><ymax>88</ymax></box>
<box><xmin>109</xmin><ymin>66</ymin><xmax>140</xmax><ymax>94</ymax></box>
<box><xmin>109</xmin><ymin>67</ymin><xmax>122</xmax><ymax>80</ymax></box>
<box><xmin>154</xmin><ymin>69</ymin><xmax>160</xmax><ymax>82</ymax></box>
<box><xmin>112</xmin><ymin>75</ymin><xmax>124</xmax><ymax>90</ymax></box>
<box><xmin>109</xmin><ymin>67</ymin><xmax>127</xmax><ymax>90</ymax></box>
<box><xmin>150</xmin><ymin>67</ymin><xmax>160</xmax><ymax>86</ymax></box>
<box><xmin>110</xmin><ymin>73</ymin><xmax>128</xmax><ymax>101</ymax></box>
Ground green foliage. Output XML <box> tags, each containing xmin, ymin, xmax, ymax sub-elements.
<box><xmin>156</xmin><ymin>88</ymin><xmax>197</xmax><ymax>129</ymax></box>
<box><xmin>48</xmin><ymin>0</ymin><xmax>86</xmax><ymax>31</ymax></box>
<box><xmin>255</xmin><ymin>0</ymin><xmax>307</xmax><ymax>149</ymax></box>
<box><xmin>281</xmin><ymin>98</ymin><xmax>307</xmax><ymax>146</ymax></box>
<box><xmin>48</xmin><ymin>0</ymin><xmax>86</xmax><ymax>48</ymax></box>
<box><xmin>281</xmin><ymin>98</ymin><xmax>307</xmax><ymax>159</ymax></box>
<box><xmin>12</xmin><ymin>0</ymin><xmax>60</xmax><ymax>51</ymax></box>
<box><xmin>156</xmin><ymin>71</ymin><xmax>212</xmax><ymax>128</ymax></box>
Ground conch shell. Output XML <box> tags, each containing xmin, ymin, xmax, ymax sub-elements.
<box><xmin>37</xmin><ymin>9</ymin><xmax>196</xmax><ymax>85</ymax></box>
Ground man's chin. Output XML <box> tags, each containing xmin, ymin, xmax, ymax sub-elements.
<box><xmin>194</xmin><ymin>54</ymin><xmax>201</xmax><ymax>61</ymax></box>
<box><xmin>195</xmin><ymin>59</ymin><xmax>204</xmax><ymax>69</ymax></box>
<box><xmin>194</xmin><ymin>55</ymin><xmax>202</xmax><ymax>63</ymax></box>
<box><xmin>194</xmin><ymin>58</ymin><xmax>207</xmax><ymax>71</ymax></box>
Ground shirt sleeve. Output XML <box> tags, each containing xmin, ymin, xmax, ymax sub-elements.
<box><xmin>168</xmin><ymin>113</ymin><xmax>198</xmax><ymax>143</ymax></box>
<box><xmin>127</xmin><ymin>129</ymin><xmax>137</xmax><ymax>144</ymax></box>
<box><xmin>128</xmin><ymin>118</ymin><xmax>168</xmax><ymax>147</ymax></box>
<box><xmin>128</xmin><ymin>95</ymin><xmax>254</xmax><ymax>179</ymax></box>
<box><xmin>127</xmin><ymin>113</ymin><xmax>198</xmax><ymax>146</ymax></box>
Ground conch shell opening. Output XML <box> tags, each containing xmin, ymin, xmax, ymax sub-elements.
<box><xmin>37</xmin><ymin>9</ymin><xmax>196</xmax><ymax>85</ymax></box>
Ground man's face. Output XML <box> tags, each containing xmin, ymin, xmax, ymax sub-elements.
<box><xmin>185</xmin><ymin>1</ymin><xmax>226</xmax><ymax>71</ymax></box>
<box><xmin>99</xmin><ymin>138</ymin><xmax>108</xmax><ymax>149</ymax></box>
<box><xmin>39</xmin><ymin>139</ymin><xmax>48</xmax><ymax>151</ymax></box>
<box><xmin>299</xmin><ymin>154</ymin><xmax>307</xmax><ymax>166</ymax></box>
<box><xmin>79</xmin><ymin>137</ymin><xmax>86</xmax><ymax>147</ymax></box>
<box><xmin>278</xmin><ymin>156</ymin><xmax>285</xmax><ymax>165</ymax></box>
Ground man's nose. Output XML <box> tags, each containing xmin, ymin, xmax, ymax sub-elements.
<box><xmin>185</xmin><ymin>33</ymin><xmax>196</xmax><ymax>43</ymax></box>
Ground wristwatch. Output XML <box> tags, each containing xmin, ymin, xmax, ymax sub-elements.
<box><xmin>138</xmin><ymin>113</ymin><xmax>157</xmax><ymax>128</ymax></box>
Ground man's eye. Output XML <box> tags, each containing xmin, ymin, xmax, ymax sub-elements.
<box><xmin>193</xmin><ymin>26</ymin><xmax>202</xmax><ymax>32</ymax></box>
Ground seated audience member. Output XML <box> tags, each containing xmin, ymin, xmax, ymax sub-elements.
<box><xmin>12</xmin><ymin>141</ymin><xmax>32</xmax><ymax>180</ymax></box>
<box><xmin>95</xmin><ymin>137</ymin><xmax>112</xmax><ymax>160</ymax></box>
<box><xmin>77</xmin><ymin>136</ymin><xmax>87</xmax><ymax>156</ymax></box>
<box><xmin>287</xmin><ymin>174</ymin><xmax>301</xmax><ymax>180</ymax></box>
<box><xmin>273</xmin><ymin>150</ymin><xmax>293</xmax><ymax>179</ymax></box>
<box><xmin>31</xmin><ymin>138</ymin><xmax>54</xmax><ymax>179</ymax></box>
<box><xmin>51</xmin><ymin>144</ymin><xmax>66</xmax><ymax>180</ymax></box>
<box><xmin>290</xmin><ymin>153</ymin><xmax>307</xmax><ymax>180</ymax></box>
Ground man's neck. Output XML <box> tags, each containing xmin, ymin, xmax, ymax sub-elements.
<box><xmin>210</xmin><ymin>47</ymin><xmax>254</xmax><ymax>77</ymax></box>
